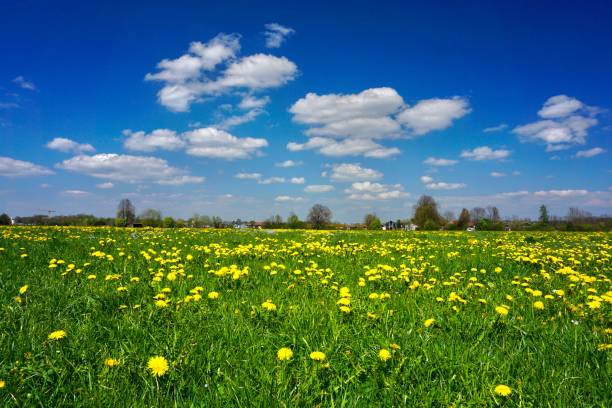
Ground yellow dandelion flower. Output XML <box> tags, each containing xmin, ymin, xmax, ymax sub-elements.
<box><xmin>0</xmin><ymin>379</ymin><xmax>5</xmax><ymax>389</ymax></box>
<box><xmin>19</xmin><ymin>285</ymin><xmax>28</xmax><ymax>294</ymax></box>
<box><xmin>155</xmin><ymin>299</ymin><xmax>169</xmax><ymax>308</ymax></box>
<box><xmin>533</xmin><ymin>301</ymin><xmax>544</xmax><ymax>310</ymax></box>
<box><xmin>378</xmin><ymin>348</ymin><xmax>392</xmax><ymax>362</ymax></box>
<box><xmin>424</xmin><ymin>318</ymin><xmax>436</xmax><ymax>328</ymax></box>
<box><xmin>105</xmin><ymin>358</ymin><xmax>120</xmax><ymax>367</ymax></box>
<box><xmin>495</xmin><ymin>306</ymin><xmax>509</xmax><ymax>316</ymax></box>
<box><xmin>277</xmin><ymin>347</ymin><xmax>293</xmax><ymax>361</ymax></box>
<box><xmin>208</xmin><ymin>291</ymin><xmax>219</xmax><ymax>299</ymax></box>
<box><xmin>48</xmin><ymin>330</ymin><xmax>67</xmax><ymax>341</ymax></box>
<box><xmin>494</xmin><ymin>384</ymin><xmax>512</xmax><ymax>396</ymax></box>
<box><xmin>390</xmin><ymin>343</ymin><xmax>400</xmax><ymax>350</ymax></box>
<box><xmin>147</xmin><ymin>356</ymin><xmax>169</xmax><ymax>377</ymax></box>
<box><xmin>310</xmin><ymin>351</ymin><xmax>326</xmax><ymax>361</ymax></box>
<box><xmin>262</xmin><ymin>300</ymin><xmax>277</xmax><ymax>311</ymax></box>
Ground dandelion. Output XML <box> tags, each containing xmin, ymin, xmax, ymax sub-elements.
<box><xmin>48</xmin><ymin>330</ymin><xmax>67</xmax><ymax>341</ymax></box>
<box><xmin>0</xmin><ymin>379</ymin><xmax>5</xmax><ymax>388</ymax></box>
<box><xmin>148</xmin><ymin>356</ymin><xmax>169</xmax><ymax>377</ymax></box>
<box><xmin>262</xmin><ymin>300</ymin><xmax>277</xmax><ymax>311</ymax></box>
<box><xmin>208</xmin><ymin>291</ymin><xmax>220</xmax><ymax>299</ymax></box>
<box><xmin>19</xmin><ymin>285</ymin><xmax>28</xmax><ymax>294</ymax></box>
<box><xmin>378</xmin><ymin>348</ymin><xmax>392</xmax><ymax>362</ymax></box>
<box><xmin>390</xmin><ymin>343</ymin><xmax>400</xmax><ymax>350</ymax></box>
<box><xmin>495</xmin><ymin>306</ymin><xmax>509</xmax><ymax>316</ymax></box>
<box><xmin>424</xmin><ymin>318</ymin><xmax>436</xmax><ymax>328</ymax></box>
<box><xmin>277</xmin><ymin>347</ymin><xmax>293</xmax><ymax>361</ymax></box>
<box><xmin>105</xmin><ymin>358</ymin><xmax>120</xmax><ymax>367</ymax></box>
<box><xmin>310</xmin><ymin>351</ymin><xmax>326</xmax><ymax>361</ymax></box>
<box><xmin>533</xmin><ymin>301</ymin><xmax>545</xmax><ymax>310</ymax></box>
<box><xmin>494</xmin><ymin>384</ymin><xmax>512</xmax><ymax>396</ymax></box>
<box><xmin>155</xmin><ymin>299</ymin><xmax>169</xmax><ymax>308</ymax></box>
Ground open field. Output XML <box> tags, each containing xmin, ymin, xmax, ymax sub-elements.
<box><xmin>0</xmin><ymin>227</ymin><xmax>610</xmax><ymax>406</ymax></box>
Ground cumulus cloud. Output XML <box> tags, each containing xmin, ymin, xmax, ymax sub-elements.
<box><xmin>290</xmin><ymin>177</ymin><xmax>305</xmax><ymax>184</ymax></box>
<box><xmin>304</xmin><ymin>184</ymin><xmax>334</xmax><ymax>193</ymax></box>
<box><xmin>533</xmin><ymin>189</ymin><xmax>589</xmax><ymax>197</ymax></box>
<box><xmin>123</xmin><ymin>129</ymin><xmax>185</xmax><ymax>152</ymax></box>
<box><xmin>287</xmin><ymin>88</ymin><xmax>469</xmax><ymax>157</ymax></box>
<box><xmin>396</xmin><ymin>97</ymin><xmax>470</xmax><ymax>135</ymax></box>
<box><xmin>326</xmin><ymin>163</ymin><xmax>383</xmax><ymax>182</ymax></box>
<box><xmin>258</xmin><ymin>176</ymin><xmax>285</xmax><ymax>184</ymax></box>
<box><xmin>96</xmin><ymin>182</ymin><xmax>114</xmax><ymax>189</ymax></box>
<box><xmin>423</xmin><ymin>157</ymin><xmax>457</xmax><ymax>166</ymax></box>
<box><xmin>275</xmin><ymin>159</ymin><xmax>302</xmax><ymax>168</ymax></box>
<box><xmin>46</xmin><ymin>137</ymin><xmax>95</xmax><ymax>154</ymax></box>
<box><xmin>275</xmin><ymin>195</ymin><xmax>305</xmax><ymax>202</ymax></box>
<box><xmin>235</xmin><ymin>172</ymin><xmax>262</xmax><ymax>180</ymax></box>
<box><xmin>420</xmin><ymin>174</ymin><xmax>465</xmax><ymax>190</ymax></box>
<box><xmin>56</xmin><ymin>153</ymin><xmax>204</xmax><ymax>185</ymax></box>
<box><xmin>239</xmin><ymin>95</ymin><xmax>270</xmax><ymax>109</ymax></box>
<box><xmin>0</xmin><ymin>156</ymin><xmax>55</xmax><ymax>177</ymax></box>
<box><xmin>264</xmin><ymin>23</ymin><xmax>295</xmax><ymax>48</ymax></box>
<box><xmin>216</xmin><ymin>108</ymin><xmax>265</xmax><ymax>129</ymax></box>
<box><xmin>513</xmin><ymin>95</ymin><xmax>600</xmax><ymax>151</ymax></box>
<box><xmin>483</xmin><ymin>123</ymin><xmax>508</xmax><ymax>133</ymax></box>
<box><xmin>490</xmin><ymin>172</ymin><xmax>506</xmax><ymax>177</ymax></box>
<box><xmin>145</xmin><ymin>33</ymin><xmax>297</xmax><ymax>112</ymax></box>
<box><xmin>62</xmin><ymin>190</ymin><xmax>90</xmax><ymax>197</ymax></box>
<box><xmin>345</xmin><ymin>181</ymin><xmax>409</xmax><ymax>200</ymax></box>
<box><xmin>575</xmin><ymin>147</ymin><xmax>606</xmax><ymax>158</ymax></box>
<box><xmin>12</xmin><ymin>76</ymin><xmax>36</xmax><ymax>90</ymax></box>
<box><xmin>460</xmin><ymin>146</ymin><xmax>510</xmax><ymax>161</ymax></box>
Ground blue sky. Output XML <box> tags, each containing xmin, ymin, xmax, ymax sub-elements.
<box><xmin>1</xmin><ymin>0</ymin><xmax>611</xmax><ymax>222</ymax></box>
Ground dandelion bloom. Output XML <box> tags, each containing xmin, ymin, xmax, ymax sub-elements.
<box><xmin>277</xmin><ymin>347</ymin><xmax>293</xmax><ymax>361</ymax></box>
<box><xmin>424</xmin><ymin>318</ymin><xmax>436</xmax><ymax>328</ymax></box>
<box><xmin>48</xmin><ymin>330</ymin><xmax>67</xmax><ymax>341</ymax></box>
<box><xmin>378</xmin><ymin>349</ymin><xmax>392</xmax><ymax>362</ymax></box>
<box><xmin>494</xmin><ymin>384</ymin><xmax>512</xmax><ymax>396</ymax></box>
<box><xmin>104</xmin><ymin>358</ymin><xmax>120</xmax><ymax>367</ymax></box>
<box><xmin>19</xmin><ymin>285</ymin><xmax>28</xmax><ymax>294</ymax></box>
<box><xmin>148</xmin><ymin>356</ymin><xmax>169</xmax><ymax>377</ymax></box>
<box><xmin>495</xmin><ymin>306</ymin><xmax>509</xmax><ymax>316</ymax></box>
<box><xmin>310</xmin><ymin>351</ymin><xmax>326</xmax><ymax>361</ymax></box>
<box><xmin>533</xmin><ymin>301</ymin><xmax>544</xmax><ymax>310</ymax></box>
<box><xmin>262</xmin><ymin>300</ymin><xmax>277</xmax><ymax>311</ymax></box>
<box><xmin>0</xmin><ymin>379</ymin><xmax>5</xmax><ymax>389</ymax></box>
<box><xmin>208</xmin><ymin>291</ymin><xmax>219</xmax><ymax>299</ymax></box>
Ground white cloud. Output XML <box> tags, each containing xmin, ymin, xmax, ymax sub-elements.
<box><xmin>538</xmin><ymin>95</ymin><xmax>583</xmax><ymax>118</ymax></box>
<box><xmin>258</xmin><ymin>177</ymin><xmax>285</xmax><ymax>184</ymax></box>
<box><xmin>420</xmin><ymin>174</ymin><xmax>466</xmax><ymax>190</ymax></box>
<box><xmin>238</xmin><ymin>95</ymin><xmax>270</xmax><ymax>109</ymax></box>
<box><xmin>96</xmin><ymin>182</ymin><xmax>114</xmax><ymax>189</ymax></box>
<box><xmin>290</xmin><ymin>177</ymin><xmax>305</xmax><ymax>184</ymax></box>
<box><xmin>498</xmin><ymin>190</ymin><xmax>529</xmax><ymax>197</ymax></box>
<box><xmin>460</xmin><ymin>146</ymin><xmax>511</xmax><ymax>161</ymax></box>
<box><xmin>216</xmin><ymin>108</ymin><xmax>265</xmax><ymax>129</ymax></box>
<box><xmin>483</xmin><ymin>123</ymin><xmax>508</xmax><ymax>133</ymax></box>
<box><xmin>0</xmin><ymin>156</ymin><xmax>55</xmax><ymax>177</ymax></box>
<box><xmin>490</xmin><ymin>172</ymin><xmax>506</xmax><ymax>177</ymax></box>
<box><xmin>275</xmin><ymin>195</ymin><xmax>305</xmax><ymax>202</ymax></box>
<box><xmin>264</xmin><ymin>23</ymin><xmax>295</xmax><ymax>48</ymax></box>
<box><xmin>288</xmin><ymin>88</ymin><xmax>469</xmax><ymax>158</ymax></box>
<box><xmin>275</xmin><ymin>159</ymin><xmax>302</xmax><ymax>168</ymax></box>
<box><xmin>327</xmin><ymin>163</ymin><xmax>383</xmax><ymax>182</ymax></box>
<box><xmin>534</xmin><ymin>189</ymin><xmax>589</xmax><ymax>197</ymax></box>
<box><xmin>513</xmin><ymin>95</ymin><xmax>600</xmax><ymax>151</ymax></box>
<box><xmin>62</xmin><ymin>190</ymin><xmax>90</xmax><ymax>197</ymax></box>
<box><xmin>305</xmin><ymin>184</ymin><xmax>334</xmax><ymax>193</ymax></box>
<box><xmin>575</xmin><ymin>147</ymin><xmax>605</xmax><ymax>158</ymax></box>
<box><xmin>123</xmin><ymin>129</ymin><xmax>185</xmax><ymax>152</ymax></box>
<box><xmin>235</xmin><ymin>172</ymin><xmax>262</xmax><ymax>180</ymax></box>
<box><xmin>46</xmin><ymin>137</ymin><xmax>95</xmax><ymax>154</ymax></box>
<box><xmin>145</xmin><ymin>34</ymin><xmax>297</xmax><ymax>112</ymax></box>
<box><xmin>397</xmin><ymin>97</ymin><xmax>470</xmax><ymax>135</ymax></box>
<box><xmin>345</xmin><ymin>181</ymin><xmax>409</xmax><ymax>200</ymax></box>
<box><xmin>56</xmin><ymin>153</ymin><xmax>204</xmax><ymax>185</ymax></box>
<box><xmin>12</xmin><ymin>76</ymin><xmax>36</xmax><ymax>90</ymax></box>
<box><xmin>423</xmin><ymin>157</ymin><xmax>457</xmax><ymax>166</ymax></box>
<box><xmin>183</xmin><ymin>127</ymin><xmax>268</xmax><ymax>159</ymax></box>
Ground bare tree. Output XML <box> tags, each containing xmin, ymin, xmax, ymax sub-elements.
<box><xmin>471</xmin><ymin>207</ymin><xmax>486</xmax><ymax>222</ymax></box>
<box><xmin>116</xmin><ymin>199</ymin><xmax>135</xmax><ymax>226</ymax></box>
<box><xmin>308</xmin><ymin>204</ymin><xmax>332</xmax><ymax>229</ymax></box>
<box><xmin>487</xmin><ymin>206</ymin><xmax>501</xmax><ymax>222</ymax></box>
<box><xmin>457</xmin><ymin>208</ymin><xmax>470</xmax><ymax>229</ymax></box>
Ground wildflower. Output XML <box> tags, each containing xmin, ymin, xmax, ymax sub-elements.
<box><xmin>208</xmin><ymin>291</ymin><xmax>219</xmax><ymax>299</ymax></box>
<box><xmin>424</xmin><ymin>318</ymin><xmax>436</xmax><ymax>328</ymax></box>
<box><xmin>148</xmin><ymin>356</ymin><xmax>169</xmax><ymax>377</ymax></box>
<box><xmin>378</xmin><ymin>348</ymin><xmax>392</xmax><ymax>362</ymax></box>
<box><xmin>390</xmin><ymin>343</ymin><xmax>400</xmax><ymax>350</ymax></box>
<box><xmin>155</xmin><ymin>299</ymin><xmax>169</xmax><ymax>308</ymax></box>
<box><xmin>48</xmin><ymin>330</ymin><xmax>67</xmax><ymax>341</ymax></box>
<box><xmin>277</xmin><ymin>347</ymin><xmax>293</xmax><ymax>361</ymax></box>
<box><xmin>339</xmin><ymin>306</ymin><xmax>351</xmax><ymax>314</ymax></box>
<box><xmin>310</xmin><ymin>351</ymin><xmax>326</xmax><ymax>361</ymax></box>
<box><xmin>262</xmin><ymin>300</ymin><xmax>277</xmax><ymax>311</ymax></box>
<box><xmin>0</xmin><ymin>379</ymin><xmax>4</xmax><ymax>389</ymax></box>
<box><xmin>494</xmin><ymin>384</ymin><xmax>512</xmax><ymax>396</ymax></box>
<box><xmin>533</xmin><ymin>301</ymin><xmax>544</xmax><ymax>310</ymax></box>
<box><xmin>495</xmin><ymin>306</ymin><xmax>509</xmax><ymax>316</ymax></box>
<box><xmin>19</xmin><ymin>285</ymin><xmax>28</xmax><ymax>294</ymax></box>
<box><xmin>105</xmin><ymin>358</ymin><xmax>120</xmax><ymax>367</ymax></box>
<box><xmin>494</xmin><ymin>267</ymin><xmax>502</xmax><ymax>273</ymax></box>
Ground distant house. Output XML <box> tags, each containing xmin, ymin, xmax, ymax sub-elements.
<box><xmin>246</xmin><ymin>221</ymin><xmax>264</xmax><ymax>229</ymax></box>
<box><xmin>382</xmin><ymin>220</ymin><xmax>398</xmax><ymax>230</ymax></box>
<box><xmin>504</xmin><ymin>225</ymin><xmax>512</xmax><ymax>231</ymax></box>
<box><xmin>466</xmin><ymin>226</ymin><xmax>476</xmax><ymax>232</ymax></box>
<box><xmin>405</xmin><ymin>223</ymin><xmax>418</xmax><ymax>231</ymax></box>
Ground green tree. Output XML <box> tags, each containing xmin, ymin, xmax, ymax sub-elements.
<box><xmin>0</xmin><ymin>213</ymin><xmax>11</xmax><ymax>225</ymax></box>
<box><xmin>539</xmin><ymin>205</ymin><xmax>549</xmax><ymax>225</ymax></box>
<box><xmin>162</xmin><ymin>216</ymin><xmax>176</xmax><ymax>228</ymax></box>
<box><xmin>412</xmin><ymin>195</ymin><xmax>441</xmax><ymax>227</ymax></box>
<box><xmin>287</xmin><ymin>212</ymin><xmax>303</xmax><ymax>229</ymax></box>
<box><xmin>140</xmin><ymin>208</ymin><xmax>162</xmax><ymax>227</ymax></box>
<box><xmin>364</xmin><ymin>213</ymin><xmax>381</xmax><ymax>230</ymax></box>
<box><xmin>457</xmin><ymin>208</ymin><xmax>470</xmax><ymax>230</ymax></box>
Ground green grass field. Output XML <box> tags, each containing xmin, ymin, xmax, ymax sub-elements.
<box><xmin>0</xmin><ymin>227</ymin><xmax>610</xmax><ymax>406</ymax></box>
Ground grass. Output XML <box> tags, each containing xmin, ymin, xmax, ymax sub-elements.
<box><xmin>0</xmin><ymin>227</ymin><xmax>610</xmax><ymax>406</ymax></box>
